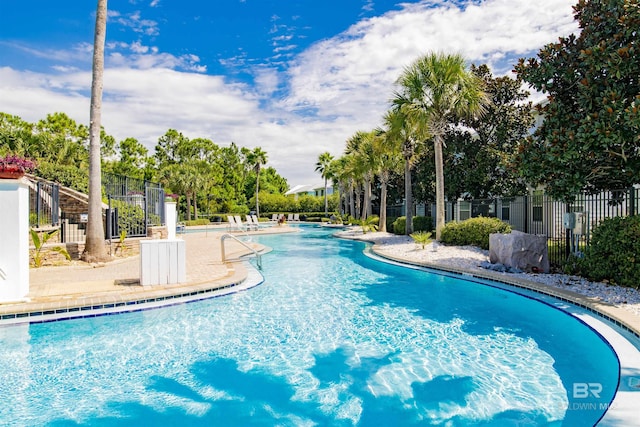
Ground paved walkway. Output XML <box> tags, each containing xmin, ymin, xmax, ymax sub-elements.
<box><xmin>0</xmin><ymin>224</ymin><xmax>298</xmax><ymax>323</ymax></box>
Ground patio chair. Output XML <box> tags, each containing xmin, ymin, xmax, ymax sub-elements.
<box><xmin>269</xmin><ymin>213</ymin><xmax>278</xmax><ymax>223</ymax></box>
<box><xmin>251</xmin><ymin>214</ymin><xmax>265</xmax><ymax>228</ymax></box>
<box><xmin>292</xmin><ymin>213</ymin><xmax>300</xmax><ymax>222</ymax></box>
<box><xmin>287</xmin><ymin>213</ymin><xmax>294</xmax><ymax>222</ymax></box>
<box><xmin>245</xmin><ymin>215</ymin><xmax>259</xmax><ymax>230</ymax></box>
<box><xmin>227</xmin><ymin>215</ymin><xmax>239</xmax><ymax>231</ymax></box>
<box><xmin>234</xmin><ymin>215</ymin><xmax>251</xmax><ymax>232</ymax></box>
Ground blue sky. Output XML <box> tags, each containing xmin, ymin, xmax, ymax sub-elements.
<box><xmin>0</xmin><ymin>0</ymin><xmax>578</xmax><ymax>184</ymax></box>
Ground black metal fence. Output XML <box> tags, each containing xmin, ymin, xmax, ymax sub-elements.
<box><xmin>28</xmin><ymin>173</ymin><xmax>165</xmax><ymax>243</ymax></box>
<box><xmin>420</xmin><ymin>187</ymin><xmax>639</xmax><ymax>267</ymax></box>
<box><xmin>104</xmin><ymin>173</ymin><xmax>165</xmax><ymax>240</ymax></box>
<box><xmin>28</xmin><ymin>180</ymin><xmax>60</xmax><ymax>227</ymax></box>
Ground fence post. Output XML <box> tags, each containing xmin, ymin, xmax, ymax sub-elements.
<box><xmin>52</xmin><ymin>184</ymin><xmax>60</xmax><ymax>226</ymax></box>
<box><xmin>105</xmin><ymin>196</ymin><xmax>112</xmax><ymax>240</ymax></box>
<box><xmin>36</xmin><ymin>181</ymin><xmax>42</xmax><ymax>226</ymax></box>
<box><xmin>630</xmin><ymin>187</ymin><xmax>636</xmax><ymax>216</ymax></box>
<box><xmin>523</xmin><ymin>194</ymin><xmax>529</xmax><ymax>234</ymax></box>
<box><xmin>61</xmin><ymin>219</ymin><xmax>67</xmax><ymax>243</ymax></box>
<box><xmin>565</xmin><ymin>203</ymin><xmax>571</xmax><ymax>261</ymax></box>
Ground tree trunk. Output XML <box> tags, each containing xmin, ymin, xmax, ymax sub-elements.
<box><xmin>255</xmin><ymin>165</ymin><xmax>260</xmax><ymax>218</ymax></box>
<box><xmin>379</xmin><ymin>172</ymin><xmax>388</xmax><ymax>233</ymax></box>
<box><xmin>435</xmin><ymin>135</ymin><xmax>445</xmax><ymax>240</ymax></box>
<box><xmin>186</xmin><ymin>193</ymin><xmax>192</xmax><ymax>221</ymax></box>
<box><xmin>355</xmin><ymin>185</ymin><xmax>362</xmax><ymax>221</ymax></box>
<box><xmin>82</xmin><ymin>0</ymin><xmax>110</xmax><ymax>263</ymax></box>
<box><xmin>404</xmin><ymin>157</ymin><xmax>413</xmax><ymax>235</ymax></box>
<box><xmin>194</xmin><ymin>195</ymin><xmax>198</xmax><ymax>220</ymax></box>
<box><xmin>361</xmin><ymin>177</ymin><xmax>371</xmax><ymax>220</ymax></box>
<box><xmin>349</xmin><ymin>180</ymin><xmax>355</xmax><ymax>218</ymax></box>
<box><xmin>323</xmin><ymin>177</ymin><xmax>328</xmax><ymax>215</ymax></box>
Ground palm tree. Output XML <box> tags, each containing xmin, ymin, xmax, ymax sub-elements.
<box><xmin>395</xmin><ymin>52</ymin><xmax>488</xmax><ymax>240</ymax></box>
<box><xmin>383</xmin><ymin>107</ymin><xmax>426</xmax><ymax>235</ymax></box>
<box><xmin>345</xmin><ymin>131</ymin><xmax>377</xmax><ymax>220</ymax></box>
<box><xmin>331</xmin><ymin>156</ymin><xmax>353</xmax><ymax>217</ymax></box>
<box><xmin>83</xmin><ymin>0</ymin><xmax>109</xmax><ymax>262</ymax></box>
<box><xmin>315</xmin><ymin>152</ymin><xmax>334</xmax><ymax>215</ymax></box>
<box><xmin>246</xmin><ymin>147</ymin><xmax>267</xmax><ymax>218</ymax></box>
<box><xmin>372</xmin><ymin>127</ymin><xmax>403</xmax><ymax>232</ymax></box>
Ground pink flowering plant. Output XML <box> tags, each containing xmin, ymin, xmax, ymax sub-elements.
<box><xmin>0</xmin><ymin>154</ymin><xmax>36</xmax><ymax>173</ymax></box>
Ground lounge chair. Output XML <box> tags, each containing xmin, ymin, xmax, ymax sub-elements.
<box><xmin>245</xmin><ymin>215</ymin><xmax>259</xmax><ymax>230</ymax></box>
<box><xmin>269</xmin><ymin>213</ymin><xmax>278</xmax><ymax>223</ymax></box>
<box><xmin>293</xmin><ymin>213</ymin><xmax>300</xmax><ymax>222</ymax></box>
<box><xmin>251</xmin><ymin>214</ymin><xmax>264</xmax><ymax>228</ymax></box>
<box><xmin>227</xmin><ymin>215</ymin><xmax>240</xmax><ymax>231</ymax></box>
<box><xmin>287</xmin><ymin>213</ymin><xmax>294</xmax><ymax>222</ymax></box>
<box><xmin>234</xmin><ymin>215</ymin><xmax>249</xmax><ymax>231</ymax></box>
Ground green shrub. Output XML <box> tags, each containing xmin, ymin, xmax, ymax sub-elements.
<box><xmin>580</xmin><ymin>215</ymin><xmax>640</xmax><ymax>288</ymax></box>
<box><xmin>414</xmin><ymin>216</ymin><xmax>434</xmax><ymax>233</ymax></box>
<box><xmin>354</xmin><ymin>215</ymin><xmax>379</xmax><ymax>234</ymax></box>
<box><xmin>391</xmin><ymin>216</ymin><xmax>433</xmax><ymax>235</ymax></box>
<box><xmin>184</xmin><ymin>219</ymin><xmax>210</xmax><ymax>226</ymax></box>
<box><xmin>392</xmin><ymin>217</ymin><xmax>406</xmax><ymax>235</ymax></box>
<box><xmin>440</xmin><ymin>216</ymin><xmax>511</xmax><ymax>249</ymax></box>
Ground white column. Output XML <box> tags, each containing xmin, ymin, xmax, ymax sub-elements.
<box><xmin>0</xmin><ymin>178</ymin><xmax>30</xmax><ymax>302</ymax></box>
<box><xmin>165</xmin><ymin>201</ymin><xmax>177</xmax><ymax>240</ymax></box>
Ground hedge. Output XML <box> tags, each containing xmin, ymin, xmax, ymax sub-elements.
<box><xmin>391</xmin><ymin>216</ymin><xmax>433</xmax><ymax>235</ymax></box>
<box><xmin>579</xmin><ymin>215</ymin><xmax>640</xmax><ymax>288</ymax></box>
<box><xmin>440</xmin><ymin>217</ymin><xmax>511</xmax><ymax>249</ymax></box>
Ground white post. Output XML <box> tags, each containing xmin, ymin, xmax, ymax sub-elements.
<box><xmin>0</xmin><ymin>178</ymin><xmax>30</xmax><ymax>302</ymax></box>
<box><xmin>165</xmin><ymin>201</ymin><xmax>177</xmax><ymax>240</ymax></box>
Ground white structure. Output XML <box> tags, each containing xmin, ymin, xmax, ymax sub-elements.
<box><xmin>285</xmin><ymin>183</ymin><xmax>333</xmax><ymax>199</ymax></box>
<box><xmin>139</xmin><ymin>239</ymin><xmax>186</xmax><ymax>286</ymax></box>
<box><xmin>166</xmin><ymin>201</ymin><xmax>177</xmax><ymax>240</ymax></box>
<box><xmin>0</xmin><ymin>178</ymin><xmax>30</xmax><ymax>302</ymax></box>
<box><xmin>139</xmin><ymin>200</ymin><xmax>186</xmax><ymax>286</ymax></box>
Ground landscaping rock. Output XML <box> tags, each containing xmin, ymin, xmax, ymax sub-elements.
<box><xmin>489</xmin><ymin>230</ymin><xmax>549</xmax><ymax>273</ymax></box>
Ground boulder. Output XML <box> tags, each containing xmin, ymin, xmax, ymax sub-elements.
<box><xmin>489</xmin><ymin>230</ymin><xmax>549</xmax><ymax>273</ymax></box>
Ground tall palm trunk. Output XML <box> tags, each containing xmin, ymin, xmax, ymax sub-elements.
<box><xmin>354</xmin><ymin>184</ymin><xmax>362</xmax><ymax>221</ymax></box>
<box><xmin>323</xmin><ymin>177</ymin><xmax>328</xmax><ymax>214</ymax></box>
<box><xmin>361</xmin><ymin>174</ymin><xmax>372</xmax><ymax>220</ymax></box>
<box><xmin>255</xmin><ymin>164</ymin><xmax>260</xmax><ymax>218</ymax></box>
<box><xmin>83</xmin><ymin>0</ymin><xmax>109</xmax><ymax>262</ymax></box>
<box><xmin>434</xmin><ymin>134</ymin><xmax>445</xmax><ymax>240</ymax></box>
<box><xmin>348</xmin><ymin>179</ymin><xmax>355</xmax><ymax>218</ymax></box>
<box><xmin>404</xmin><ymin>157</ymin><xmax>413</xmax><ymax>235</ymax></box>
<box><xmin>186</xmin><ymin>193</ymin><xmax>192</xmax><ymax>221</ymax></box>
<box><xmin>379</xmin><ymin>171</ymin><xmax>389</xmax><ymax>233</ymax></box>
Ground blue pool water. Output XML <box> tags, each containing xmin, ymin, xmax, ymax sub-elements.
<box><xmin>0</xmin><ymin>225</ymin><xmax>619</xmax><ymax>426</ymax></box>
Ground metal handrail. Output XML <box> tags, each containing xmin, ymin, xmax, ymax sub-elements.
<box><xmin>0</xmin><ymin>267</ymin><xmax>5</xmax><ymax>280</ymax></box>
<box><xmin>220</xmin><ymin>233</ymin><xmax>262</xmax><ymax>270</ymax></box>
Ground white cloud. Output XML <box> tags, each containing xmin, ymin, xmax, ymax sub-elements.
<box><xmin>283</xmin><ymin>0</ymin><xmax>577</xmax><ymax>120</ymax></box>
<box><xmin>0</xmin><ymin>0</ymin><xmax>578</xmax><ymax>185</ymax></box>
<box><xmin>111</xmin><ymin>10</ymin><xmax>160</xmax><ymax>36</ymax></box>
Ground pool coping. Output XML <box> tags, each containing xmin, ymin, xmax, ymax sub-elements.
<box><xmin>0</xmin><ymin>263</ymin><xmax>260</xmax><ymax>326</ymax></box>
<box><xmin>355</xmin><ymin>238</ymin><xmax>640</xmax><ymax>427</ymax></box>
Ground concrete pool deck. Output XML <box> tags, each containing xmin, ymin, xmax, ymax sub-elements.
<box><xmin>0</xmin><ymin>224</ymin><xmax>298</xmax><ymax>325</ymax></box>
<box><xmin>1</xmin><ymin>223</ymin><xmax>639</xmax><ymax>425</ymax></box>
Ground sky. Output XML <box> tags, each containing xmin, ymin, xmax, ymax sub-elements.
<box><xmin>0</xmin><ymin>0</ymin><xmax>579</xmax><ymax>186</ymax></box>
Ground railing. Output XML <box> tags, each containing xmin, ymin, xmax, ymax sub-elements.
<box><xmin>400</xmin><ymin>186</ymin><xmax>639</xmax><ymax>267</ymax></box>
<box><xmin>220</xmin><ymin>233</ymin><xmax>262</xmax><ymax>270</ymax></box>
<box><xmin>28</xmin><ymin>178</ymin><xmax>60</xmax><ymax>227</ymax></box>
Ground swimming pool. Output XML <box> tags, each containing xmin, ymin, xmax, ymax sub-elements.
<box><xmin>0</xmin><ymin>225</ymin><xmax>620</xmax><ymax>426</ymax></box>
